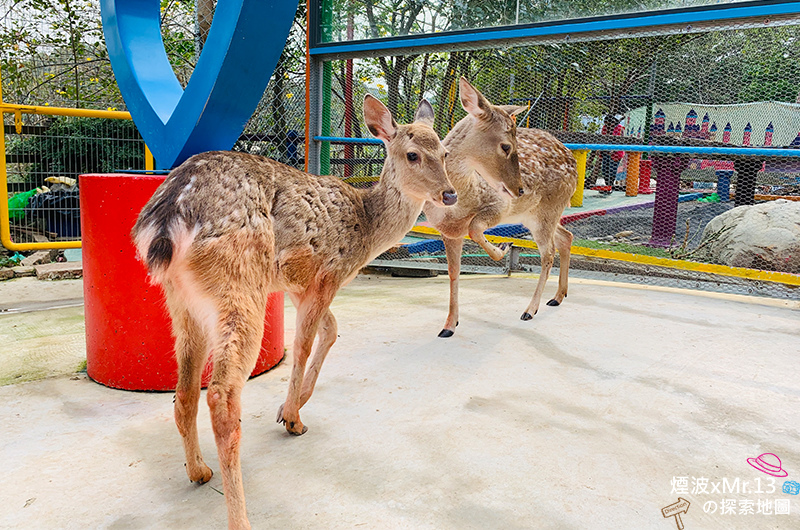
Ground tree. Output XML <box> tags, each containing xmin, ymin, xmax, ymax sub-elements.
<box><xmin>0</xmin><ymin>0</ymin><xmax>203</xmax><ymax>107</ymax></box>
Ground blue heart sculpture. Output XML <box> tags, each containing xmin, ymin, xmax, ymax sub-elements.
<box><xmin>101</xmin><ymin>0</ymin><xmax>298</xmax><ymax>170</ymax></box>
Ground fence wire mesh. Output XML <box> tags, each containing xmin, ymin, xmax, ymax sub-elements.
<box><xmin>319</xmin><ymin>16</ymin><xmax>800</xmax><ymax>299</ymax></box>
<box><xmin>4</xmin><ymin>113</ymin><xmax>144</xmax><ymax>243</ymax></box>
<box><xmin>0</xmin><ymin>0</ymin><xmax>307</xmax><ymax>253</ymax></box>
<box><xmin>2</xmin><ymin>0</ymin><xmax>799</xmax><ymax>300</ymax></box>
<box><xmin>318</xmin><ymin>0</ymin><xmax>761</xmax><ymax>44</ymax></box>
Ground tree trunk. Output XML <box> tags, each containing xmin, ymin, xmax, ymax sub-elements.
<box><xmin>385</xmin><ymin>58</ymin><xmax>401</xmax><ymax>117</ymax></box>
<box><xmin>419</xmin><ymin>53</ymin><xmax>430</xmax><ymax>101</ymax></box>
<box><xmin>63</xmin><ymin>0</ymin><xmax>81</xmax><ymax>106</ymax></box>
<box><xmin>198</xmin><ymin>0</ymin><xmax>216</xmax><ymax>48</ymax></box>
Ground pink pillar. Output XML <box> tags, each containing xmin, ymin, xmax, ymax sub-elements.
<box><xmin>649</xmin><ymin>155</ymin><xmax>689</xmax><ymax>247</ymax></box>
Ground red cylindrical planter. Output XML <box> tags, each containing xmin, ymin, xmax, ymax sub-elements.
<box><xmin>80</xmin><ymin>174</ymin><xmax>284</xmax><ymax>391</ymax></box>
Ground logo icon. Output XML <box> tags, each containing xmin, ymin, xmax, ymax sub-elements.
<box><xmin>784</xmin><ymin>481</ymin><xmax>800</xmax><ymax>495</ymax></box>
<box><xmin>100</xmin><ymin>0</ymin><xmax>297</xmax><ymax>169</ymax></box>
<box><xmin>662</xmin><ymin>497</ymin><xmax>690</xmax><ymax>529</ymax></box>
<box><xmin>747</xmin><ymin>453</ymin><xmax>789</xmax><ymax>477</ymax></box>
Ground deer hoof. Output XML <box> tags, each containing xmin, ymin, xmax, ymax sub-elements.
<box><xmin>438</xmin><ymin>329</ymin><xmax>455</xmax><ymax>338</ymax></box>
<box><xmin>191</xmin><ymin>466</ymin><xmax>213</xmax><ymax>485</ymax></box>
<box><xmin>277</xmin><ymin>404</ymin><xmax>308</xmax><ymax>435</ymax></box>
<box><xmin>520</xmin><ymin>311</ymin><xmax>536</xmax><ymax>321</ymax></box>
<box><xmin>546</xmin><ymin>298</ymin><xmax>560</xmax><ymax>307</ymax></box>
<box><xmin>287</xmin><ymin>421</ymin><xmax>308</xmax><ymax>436</ymax></box>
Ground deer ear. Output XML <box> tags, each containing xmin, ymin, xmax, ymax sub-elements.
<box><xmin>499</xmin><ymin>104</ymin><xmax>528</xmax><ymax>118</ymax></box>
<box><xmin>364</xmin><ymin>94</ymin><xmax>397</xmax><ymax>143</ymax></box>
<box><xmin>459</xmin><ymin>77</ymin><xmax>490</xmax><ymax>120</ymax></box>
<box><xmin>498</xmin><ymin>104</ymin><xmax>528</xmax><ymax>124</ymax></box>
<box><xmin>414</xmin><ymin>99</ymin><xmax>435</xmax><ymax>126</ymax></box>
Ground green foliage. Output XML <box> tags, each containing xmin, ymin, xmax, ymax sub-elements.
<box><xmin>10</xmin><ymin>117</ymin><xmax>145</xmax><ymax>185</ymax></box>
<box><xmin>0</xmin><ymin>0</ymin><xmax>116</xmax><ymax>105</ymax></box>
<box><xmin>0</xmin><ymin>0</ymin><xmax>208</xmax><ymax>106</ymax></box>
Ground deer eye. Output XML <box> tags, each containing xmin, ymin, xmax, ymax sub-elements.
<box><xmin>501</xmin><ymin>143</ymin><xmax>511</xmax><ymax>154</ymax></box>
<box><xmin>407</xmin><ymin>152</ymin><xmax>418</xmax><ymax>162</ymax></box>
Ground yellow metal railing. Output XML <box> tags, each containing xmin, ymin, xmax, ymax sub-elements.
<box><xmin>409</xmin><ymin>225</ymin><xmax>800</xmax><ymax>287</ymax></box>
<box><xmin>0</xmin><ymin>73</ymin><xmax>147</xmax><ymax>251</ymax></box>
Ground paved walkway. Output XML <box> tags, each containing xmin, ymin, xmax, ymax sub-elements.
<box><xmin>1</xmin><ymin>274</ymin><xmax>799</xmax><ymax>528</ymax></box>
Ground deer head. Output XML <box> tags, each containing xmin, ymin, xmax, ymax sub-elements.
<box><xmin>454</xmin><ymin>77</ymin><xmax>526</xmax><ymax>198</ymax></box>
<box><xmin>364</xmin><ymin>94</ymin><xmax>456</xmax><ymax>207</ymax></box>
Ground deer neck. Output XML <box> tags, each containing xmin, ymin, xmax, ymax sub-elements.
<box><xmin>361</xmin><ymin>158</ymin><xmax>424</xmax><ymax>253</ymax></box>
<box><xmin>442</xmin><ymin>117</ymin><xmax>483</xmax><ymax>190</ymax></box>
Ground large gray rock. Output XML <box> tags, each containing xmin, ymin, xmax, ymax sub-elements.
<box><xmin>698</xmin><ymin>199</ymin><xmax>800</xmax><ymax>273</ymax></box>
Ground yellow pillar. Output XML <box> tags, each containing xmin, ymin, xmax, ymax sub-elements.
<box><xmin>625</xmin><ymin>152</ymin><xmax>642</xmax><ymax>197</ymax></box>
<box><xmin>0</xmin><ymin>72</ymin><xmax>12</xmax><ymax>251</ymax></box>
<box><xmin>145</xmin><ymin>145</ymin><xmax>154</xmax><ymax>171</ymax></box>
<box><xmin>570</xmin><ymin>149</ymin><xmax>588</xmax><ymax>207</ymax></box>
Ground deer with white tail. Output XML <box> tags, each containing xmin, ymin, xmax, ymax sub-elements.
<box><xmin>423</xmin><ymin>78</ymin><xmax>578</xmax><ymax>338</ymax></box>
<box><xmin>132</xmin><ymin>95</ymin><xmax>454</xmax><ymax>529</ymax></box>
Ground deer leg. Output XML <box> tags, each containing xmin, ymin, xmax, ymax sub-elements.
<box><xmin>439</xmin><ymin>236</ymin><xmax>463</xmax><ymax>338</ymax></box>
<box><xmin>297</xmin><ymin>308</ymin><xmax>338</xmax><ymax>409</ymax></box>
<box><xmin>182</xmin><ymin>230</ymin><xmax>272</xmax><ymax>530</ymax></box>
<box><xmin>166</xmin><ymin>288</ymin><xmax>213</xmax><ymax>484</ymax></box>
<box><xmin>547</xmin><ymin>224</ymin><xmax>573</xmax><ymax>307</ymax></box>
<box><xmin>521</xmin><ymin>229</ymin><xmax>556</xmax><ymax>321</ymax></box>
<box><xmin>277</xmin><ymin>283</ymin><xmax>336</xmax><ymax>436</ymax></box>
<box><xmin>468</xmin><ymin>221</ymin><xmax>511</xmax><ymax>262</ymax></box>
<box><xmin>206</xmin><ymin>297</ymin><xmax>266</xmax><ymax>530</ymax></box>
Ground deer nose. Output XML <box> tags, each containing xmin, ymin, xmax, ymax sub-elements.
<box><xmin>442</xmin><ymin>191</ymin><xmax>458</xmax><ymax>206</ymax></box>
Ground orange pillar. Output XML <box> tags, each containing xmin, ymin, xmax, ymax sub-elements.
<box><xmin>625</xmin><ymin>152</ymin><xmax>642</xmax><ymax>197</ymax></box>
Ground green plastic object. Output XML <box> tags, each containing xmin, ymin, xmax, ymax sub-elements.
<box><xmin>698</xmin><ymin>193</ymin><xmax>720</xmax><ymax>203</ymax></box>
<box><xmin>7</xmin><ymin>189</ymin><xmax>38</xmax><ymax>219</ymax></box>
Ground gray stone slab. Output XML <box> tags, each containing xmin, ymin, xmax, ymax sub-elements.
<box><xmin>35</xmin><ymin>261</ymin><xmax>82</xmax><ymax>281</ymax></box>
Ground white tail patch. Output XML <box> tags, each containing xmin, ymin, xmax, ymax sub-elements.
<box><xmin>135</xmin><ymin>221</ymin><xmax>199</xmax><ymax>285</ymax></box>
<box><xmin>133</xmin><ymin>222</ymin><xmax>159</xmax><ymax>264</ymax></box>
<box><xmin>169</xmin><ymin>222</ymin><xmax>200</xmax><ymax>264</ymax></box>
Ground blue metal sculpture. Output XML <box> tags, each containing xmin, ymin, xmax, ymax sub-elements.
<box><xmin>101</xmin><ymin>0</ymin><xmax>297</xmax><ymax>170</ymax></box>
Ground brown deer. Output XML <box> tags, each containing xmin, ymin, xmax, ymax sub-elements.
<box><xmin>132</xmin><ymin>96</ymin><xmax>454</xmax><ymax>529</ymax></box>
<box><xmin>423</xmin><ymin>78</ymin><xmax>577</xmax><ymax>338</ymax></box>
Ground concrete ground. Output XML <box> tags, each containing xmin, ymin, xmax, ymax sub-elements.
<box><xmin>1</xmin><ymin>273</ymin><xmax>799</xmax><ymax>529</ymax></box>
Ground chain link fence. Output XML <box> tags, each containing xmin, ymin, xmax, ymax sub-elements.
<box><xmin>4</xmin><ymin>113</ymin><xmax>143</xmax><ymax>244</ymax></box>
<box><xmin>2</xmin><ymin>1</ymin><xmax>799</xmax><ymax>299</ymax></box>
<box><xmin>0</xmin><ymin>0</ymin><xmax>308</xmax><ymax>253</ymax></box>
<box><xmin>316</xmin><ymin>15</ymin><xmax>800</xmax><ymax>299</ymax></box>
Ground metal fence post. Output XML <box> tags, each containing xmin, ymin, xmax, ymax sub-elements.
<box><xmin>306</xmin><ymin>56</ymin><xmax>323</xmax><ymax>176</ymax></box>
